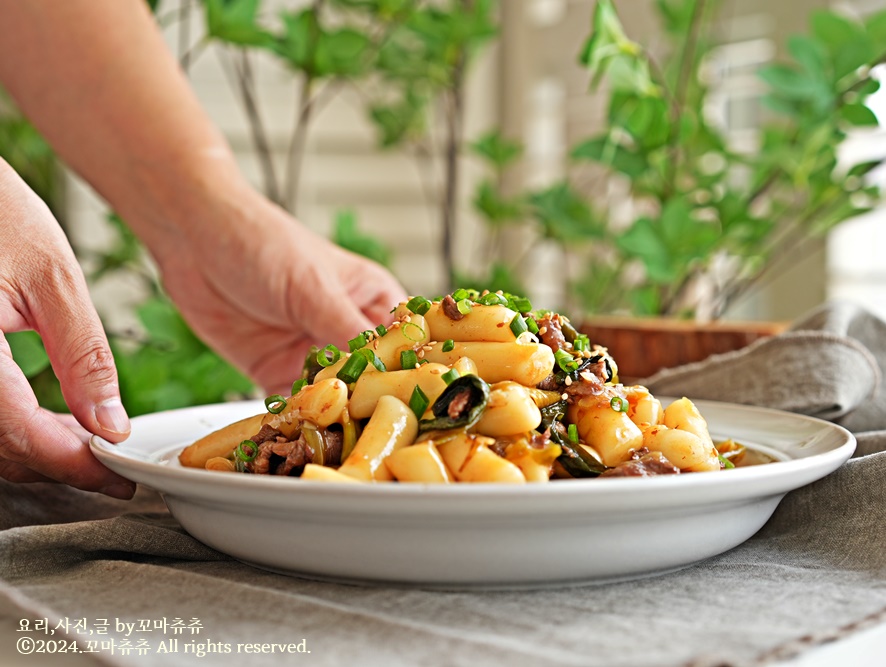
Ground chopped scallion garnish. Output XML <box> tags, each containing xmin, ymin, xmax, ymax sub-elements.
<box><xmin>526</xmin><ymin>317</ymin><xmax>539</xmax><ymax>334</ymax></box>
<box><xmin>477</xmin><ymin>292</ymin><xmax>508</xmax><ymax>307</ymax></box>
<box><xmin>291</xmin><ymin>379</ymin><xmax>308</xmax><ymax>395</ymax></box>
<box><xmin>375</xmin><ymin>324</ymin><xmax>388</xmax><ymax>337</ymax></box>
<box><xmin>555</xmin><ymin>349</ymin><xmax>581</xmax><ymax>373</ymax></box>
<box><xmin>236</xmin><ymin>440</ymin><xmax>258</xmax><ymax>462</ymax></box>
<box><xmin>358</xmin><ymin>348</ymin><xmax>387</xmax><ymax>372</ymax></box>
<box><xmin>264</xmin><ymin>394</ymin><xmax>287</xmax><ymax>414</ymax></box>
<box><xmin>409</xmin><ymin>385</ymin><xmax>430</xmax><ymax>419</ymax></box>
<box><xmin>337</xmin><ymin>352</ymin><xmax>369</xmax><ymax>384</ymax></box>
<box><xmin>510</xmin><ymin>314</ymin><xmax>529</xmax><ymax>337</ymax></box>
<box><xmin>400</xmin><ymin>349</ymin><xmax>418</xmax><ymax>370</ymax></box>
<box><xmin>452</xmin><ymin>288</ymin><xmax>469</xmax><ymax>301</ymax></box>
<box><xmin>456</xmin><ymin>299</ymin><xmax>472</xmax><ymax>316</ymax></box>
<box><xmin>567</xmin><ymin>423</ymin><xmax>579</xmax><ymax>444</ymax></box>
<box><xmin>610</xmin><ymin>396</ymin><xmax>629</xmax><ymax>413</ymax></box>
<box><xmin>718</xmin><ymin>453</ymin><xmax>735</xmax><ymax>469</ymax></box>
<box><xmin>315</xmin><ymin>344</ymin><xmax>341</xmax><ymax>368</ymax></box>
<box><xmin>510</xmin><ymin>296</ymin><xmax>532</xmax><ymax>313</ymax></box>
<box><xmin>441</xmin><ymin>368</ymin><xmax>460</xmax><ymax>385</ymax></box>
<box><xmin>406</xmin><ymin>295</ymin><xmax>432</xmax><ymax>316</ymax></box>
<box><xmin>348</xmin><ymin>333</ymin><xmax>367</xmax><ymax>352</ymax></box>
<box><xmin>442</xmin><ymin>339</ymin><xmax>455</xmax><ymax>352</ymax></box>
<box><xmin>401</xmin><ymin>322</ymin><xmax>425</xmax><ymax>342</ymax></box>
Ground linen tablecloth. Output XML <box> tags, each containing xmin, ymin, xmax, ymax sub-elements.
<box><xmin>2</xmin><ymin>300</ymin><xmax>884</xmax><ymax>667</ymax></box>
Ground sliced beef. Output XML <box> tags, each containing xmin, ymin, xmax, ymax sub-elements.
<box><xmin>600</xmin><ymin>450</ymin><xmax>680</xmax><ymax>477</ymax></box>
<box><xmin>537</xmin><ymin>314</ymin><xmax>567</xmax><ymax>353</ymax></box>
<box><xmin>441</xmin><ymin>294</ymin><xmax>465</xmax><ymax>321</ymax></box>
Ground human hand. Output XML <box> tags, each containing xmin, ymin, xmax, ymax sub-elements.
<box><xmin>155</xmin><ymin>180</ymin><xmax>408</xmax><ymax>395</ymax></box>
<box><xmin>0</xmin><ymin>160</ymin><xmax>135</xmax><ymax>498</ymax></box>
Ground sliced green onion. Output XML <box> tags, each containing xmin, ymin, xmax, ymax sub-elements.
<box><xmin>406</xmin><ymin>295</ymin><xmax>432</xmax><ymax>316</ymax></box>
<box><xmin>610</xmin><ymin>396</ymin><xmax>629</xmax><ymax>413</ymax></box>
<box><xmin>555</xmin><ymin>349</ymin><xmax>581</xmax><ymax>373</ymax></box>
<box><xmin>452</xmin><ymin>288</ymin><xmax>469</xmax><ymax>301</ymax></box>
<box><xmin>409</xmin><ymin>385</ymin><xmax>430</xmax><ymax>419</ymax></box>
<box><xmin>526</xmin><ymin>317</ymin><xmax>539</xmax><ymax>334</ymax></box>
<box><xmin>236</xmin><ymin>439</ymin><xmax>258</xmax><ymax>462</ymax></box>
<box><xmin>400</xmin><ymin>349</ymin><xmax>419</xmax><ymax>370</ymax></box>
<box><xmin>456</xmin><ymin>299</ymin><xmax>473</xmax><ymax>316</ymax></box>
<box><xmin>510</xmin><ymin>296</ymin><xmax>532</xmax><ymax>313</ymax></box>
<box><xmin>441</xmin><ymin>368</ymin><xmax>460</xmax><ymax>385</ymax></box>
<box><xmin>418</xmin><ymin>359</ymin><xmax>429</xmax><ymax>366</ymax></box>
<box><xmin>567</xmin><ymin>423</ymin><xmax>579</xmax><ymax>444</ymax></box>
<box><xmin>264</xmin><ymin>394</ymin><xmax>287</xmax><ymax>414</ymax></box>
<box><xmin>401</xmin><ymin>321</ymin><xmax>425</xmax><ymax>342</ymax></box>
<box><xmin>477</xmin><ymin>292</ymin><xmax>507</xmax><ymax>306</ymax></box>
<box><xmin>337</xmin><ymin>352</ymin><xmax>369</xmax><ymax>384</ymax></box>
<box><xmin>510</xmin><ymin>314</ymin><xmax>529</xmax><ymax>337</ymax></box>
<box><xmin>718</xmin><ymin>453</ymin><xmax>736</xmax><ymax>469</ymax></box>
<box><xmin>348</xmin><ymin>333</ymin><xmax>367</xmax><ymax>352</ymax></box>
<box><xmin>316</xmin><ymin>344</ymin><xmax>341</xmax><ymax>368</ymax></box>
<box><xmin>442</xmin><ymin>339</ymin><xmax>455</xmax><ymax>352</ymax></box>
<box><xmin>358</xmin><ymin>348</ymin><xmax>387</xmax><ymax>372</ymax></box>
<box><xmin>375</xmin><ymin>324</ymin><xmax>388</xmax><ymax>337</ymax></box>
<box><xmin>291</xmin><ymin>379</ymin><xmax>308</xmax><ymax>395</ymax></box>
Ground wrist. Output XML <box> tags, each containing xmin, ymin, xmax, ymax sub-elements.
<box><xmin>117</xmin><ymin>145</ymin><xmax>256</xmax><ymax>266</ymax></box>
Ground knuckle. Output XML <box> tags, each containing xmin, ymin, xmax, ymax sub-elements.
<box><xmin>0</xmin><ymin>414</ymin><xmax>38</xmax><ymax>468</ymax></box>
<box><xmin>67</xmin><ymin>336</ymin><xmax>117</xmax><ymax>386</ymax></box>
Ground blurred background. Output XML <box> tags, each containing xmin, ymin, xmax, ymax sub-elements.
<box><xmin>3</xmin><ymin>0</ymin><xmax>886</xmax><ymax>409</ymax></box>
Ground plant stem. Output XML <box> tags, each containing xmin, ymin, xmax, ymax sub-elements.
<box><xmin>228</xmin><ymin>49</ymin><xmax>282</xmax><ymax>205</ymax></box>
<box><xmin>178</xmin><ymin>0</ymin><xmax>192</xmax><ymax>74</ymax></box>
<box><xmin>664</xmin><ymin>0</ymin><xmax>707</xmax><ymax>197</ymax></box>
<box><xmin>284</xmin><ymin>74</ymin><xmax>316</xmax><ymax>214</ymax></box>
<box><xmin>440</xmin><ymin>3</ymin><xmax>471</xmax><ymax>291</ymax></box>
<box><xmin>283</xmin><ymin>0</ymin><xmax>326</xmax><ymax>214</ymax></box>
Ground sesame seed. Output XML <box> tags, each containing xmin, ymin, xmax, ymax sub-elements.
<box><xmin>538</xmin><ymin>326</ymin><xmax>548</xmax><ymax>335</ymax></box>
<box><xmin>564</xmin><ymin>376</ymin><xmax>573</xmax><ymax>386</ymax></box>
<box><xmin>418</xmin><ymin>349</ymin><xmax>425</xmax><ymax>359</ymax></box>
<box><xmin>414</xmin><ymin>363</ymin><xmax>421</xmax><ymax>369</ymax></box>
<box><xmin>561</xmin><ymin>393</ymin><xmax>568</xmax><ymax>400</ymax></box>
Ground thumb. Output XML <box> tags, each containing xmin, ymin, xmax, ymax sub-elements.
<box><xmin>29</xmin><ymin>266</ymin><xmax>131</xmax><ymax>443</ymax></box>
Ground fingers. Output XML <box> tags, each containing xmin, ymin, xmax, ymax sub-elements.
<box><xmin>25</xmin><ymin>261</ymin><xmax>131</xmax><ymax>445</ymax></box>
<box><xmin>0</xmin><ymin>339</ymin><xmax>135</xmax><ymax>498</ymax></box>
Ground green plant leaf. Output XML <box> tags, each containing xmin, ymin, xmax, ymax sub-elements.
<box><xmin>810</xmin><ymin>11</ymin><xmax>872</xmax><ymax>81</ymax></box>
<box><xmin>529</xmin><ymin>182</ymin><xmax>603</xmax><ymax>243</ymax></box>
<box><xmin>759</xmin><ymin>64</ymin><xmax>823</xmax><ymax>100</ymax></box>
<box><xmin>470</xmin><ymin>130</ymin><xmax>522</xmax><ymax>169</ymax></box>
<box><xmin>840</xmin><ymin>103</ymin><xmax>879</xmax><ymax>127</ymax></box>
<box><xmin>7</xmin><ymin>331</ymin><xmax>51</xmax><ymax>378</ymax></box>
<box><xmin>333</xmin><ymin>209</ymin><xmax>392</xmax><ymax>267</ymax></box>
<box><xmin>136</xmin><ymin>298</ymin><xmax>205</xmax><ymax>355</ymax></box>
<box><xmin>473</xmin><ymin>180</ymin><xmax>525</xmax><ymax>226</ymax></box>
<box><xmin>865</xmin><ymin>10</ymin><xmax>886</xmax><ymax>51</ymax></box>
<box><xmin>571</xmin><ymin>135</ymin><xmax>649</xmax><ymax>178</ymax></box>
<box><xmin>616</xmin><ymin>216</ymin><xmax>674</xmax><ymax>283</ymax></box>
<box><xmin>787</xmin><ymin>34</ymin><xmax>827</xmax><ymax>76</ymax></box>
<box><xmin>580</xmin><ymin>0</ymin><xmax>658</xmax><ymax>96</ymax></box>
<box><xmin>204</xmin><ymin>0</ymin><xmax>272</xmax><ymax>47</ymax></box>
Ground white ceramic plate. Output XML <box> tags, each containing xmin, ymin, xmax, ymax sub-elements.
<box><xmin>90</xmin><ymin>399</ymin><xmax>855</xmax><ymax>589</ymax></box>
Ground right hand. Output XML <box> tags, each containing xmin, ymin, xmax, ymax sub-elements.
<box><xmin>0</xmin><ymin>158</ymin><xmax>135</xmax><ymax>498</ymax></box>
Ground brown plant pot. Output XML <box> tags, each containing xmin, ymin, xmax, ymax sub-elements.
<box><xmin>579</xmin><ymin>316</ymin><xmax>788</xmax><ymax>382</ymax></box>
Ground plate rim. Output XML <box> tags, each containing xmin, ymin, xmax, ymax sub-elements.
<box><xmin>90</xmin><ymin>397</ymin><xmax>857</xmax><ymax>507</ymax></box>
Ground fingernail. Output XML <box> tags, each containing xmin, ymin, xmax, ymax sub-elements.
<box><xmin>95</xmin><ymin>398</ymin><xmax>131</xmax><ymax>435</ymax></box>
<box><xmin>100</xmin><ymin>483</ymin><xmax>136</xmax><ymax>500</ymax></box>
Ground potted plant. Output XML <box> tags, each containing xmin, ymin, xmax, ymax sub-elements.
<box><xmin>466</xmin><ymin>0</ymin><xmax>886</xmax><ymax>378</ymax></box>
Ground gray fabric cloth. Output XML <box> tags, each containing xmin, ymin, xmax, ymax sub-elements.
<box><xmin>2</xmin><ymin>300</ymin><xmax>885</xmax><ymax>667</ymax></box>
